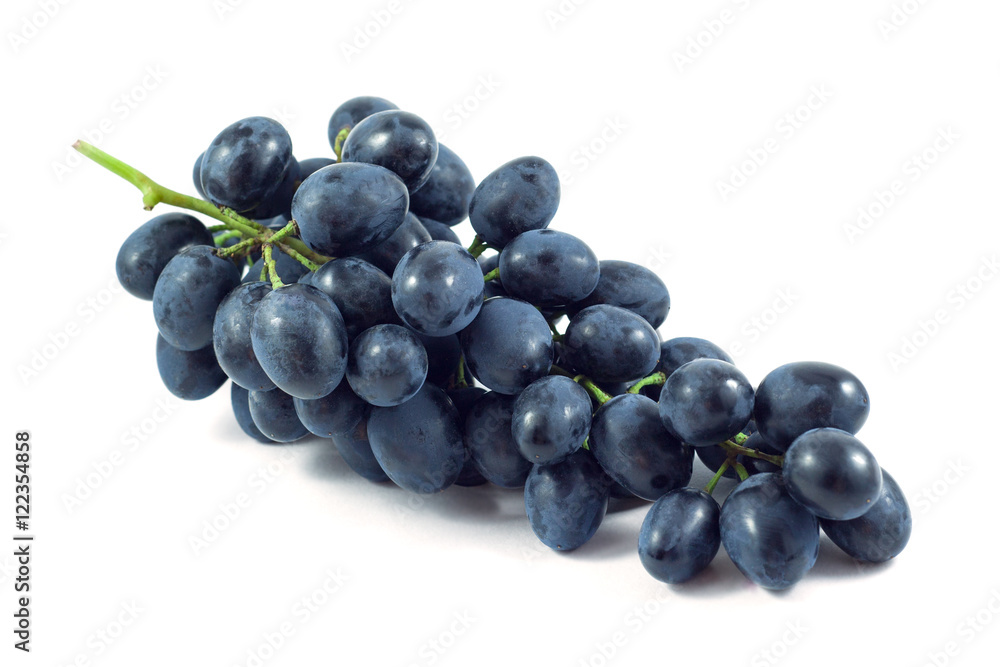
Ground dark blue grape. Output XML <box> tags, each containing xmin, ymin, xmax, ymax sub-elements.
<box><xmin>562</xmin><ymin>305</ymin><xmax>659</xmax><ymax>383</ymax></box>
<box><xmin>328</xmin><ymin>96</ymin><xmax>398</xmax><ymax>148</ymax></box>
<box><xmin>419</xmin><ymin>217</ymin><xmax>461</xmax><ymax>244</ymax></box>
<box><xmin>193</xmin><ymin>152</ymin><xmax>207</xmax><ymax>198</ymax></box>
<box><xmin>155</xmin><ymin>335</ymin><xmax>227</xmax><ymax>400</ymax></box>
<box><xmin>524</xmin><ymin>449</ymin><xmax>612</xmax><ymax>551</ymax></box>
<box><xmin>447</xmin><ymin>387</ymin><xmax>489</xmax><ymax>487</ymax></box>
<box><xmin>248</xmin><ymin>388</ymin><xmax>309</xmax><ymax>443</ymax></box>
<box><xmin>639</xmin><ymin>488</ymin><xmax>720</xmax><ymax>584</ymax></box>
<box><xmin>153</xmin><ymin>245</ymin><xmax>241</xmax><ymax>351</ymax></box>
<box><xmin>408</xmin><ymin>144</ymin><xmax>475</xmax><ymax>225</ymax></box>
<box><xmin>201</xmin><ymin>117</ymin><xmax>293</xmax><ymax>212</ymax></box>
<box><xmin>116</xmin><ymin>213</ymin><xmax>214</xmax><ymax>300</ymax></box>
<box><xmin>246</xmin><ymin>158</ymin><xmax>300</xmax><ymax>220</ymax></box>
<box><xmin>391</xmin><ymin>241</ymin><xmax>484</xmax><ymax>336</ymax></box>
<box><xmin>589</xmin><ymin>393</ymin><xmax>693</xmax><ymax>501</ymax></box>
<box><xmin>242</xmin><ymin>253</ymin><xmax>309</xmax><ymax>285</ymax></box>
<box><xmin>569</xmin><ymin>260</ymin><xmax>670</xmax><ymax>329</ymax></box>
<box><xmin>250</xmin><ymin>283</ymin><xmax>349</xmax><ymax>399</ymax></box>
<box><xmin>298</xmin><ymin>157</ymin><xmax>336</xmax><ymax>180</ymax></box>
<box><xmin>293</xmin><ymin>381</ymin><xmax>367</xmax><ymax>438</ymax></box>
<box><xmin>499</xmin><ymin>229</ymin><xmax>600</xmax><ymax>307</ymax></box>
<box><xmin>367</xmin><ymin>384</ymin><xmax>465</xmax><ymax>493</ymax></box>
<box><xmin>414</xmin><ymin>331</ymin><xmax>463</xmax><ymax>387</ymax></box>
<box><xmin>469</xmin><ymin>156</ymin><xmax>560</xmax><ymax>249</ymax></box>
<box><xmin>292</xmin><ymin>162</ymin><xmax>409</xmax><ymax>257</ymax></box>
<box><xmin>230</xmin><ymin>384</ymin><xmax>273</xmax><ymax>443</ymax></box>
<box><xmin>783</xmin><ymin>428</ymin><xmax>882</xmax><ymax>520</ymax></box>
<box><xmin>459</xmin><ymin>297</ymin><xmax>553</xmax><ymax>394</ymax></box>
<box><xmin>357</xmin><ymin>212</ymin><xmax>431</xmax><ymax>275</ymax></box>
<box><xmin>656</xmin><ymin>337</ymin><xmax>734</xmax><ymax>378</ymax></box>
<box><xmin>347</xmin><ymin>324</ymin><xmax>428</xmax><ymax>407</ymax></box>
<box><xmin>213</xmin><ymin>282</ymin><xmax>275</xmax><ymax>391</ymax></box>
<box><xmin>754</xmin><ymin>361</ymin><xmax>871</xmax><ymax>452</ymax></box>
<box><xmin>658</xmin><ymin>359</ymin><xmax>754</xmax><ymax>447</ymax></box>
<box><xmin>512</xmin><ymin>376</ymin><xmax>591</xmax><ymax>464</ymax></box>
<box><xmin>308</xmin><ymin>257</ymin><xmax>397</xmax><ymax>339</ymax></box>
<box><xmin>342</xmin><ymin>110</ymin><xmax>438</xmax><ymax>192</ymax></box>
<box><xmin>720</xmin><ymin>473</ymin><xmax>819</xmax><ymax>589</ymax></box>
<box><xmin>332</xmin><ymin>407</ymin><xmax>391</xmax><ymax>483</ymax></box>
<box><xmin>820</xmin><ymin>468</ymin><xmax>911</xmax><ymax>562</ymax></box>
<box><xmin>463</xmin><ymin>391</ymin><xmax>531</xmax><ymax>488</ymax></box>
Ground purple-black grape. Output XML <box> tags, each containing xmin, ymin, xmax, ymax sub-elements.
<box><xmin>297</xmin><ymin>157</ymin><xmax>336</xmax><ymax>180</ymax></box>
<box><xmin>332</xmin><ymin>406</ymin><xmax>391</xmax><ymax>483</ymax></box>
<box><xmin>511</xmin><ymin>376</ymin><xmax>591</xmax><ymax>464</ymax></box>
<box><xmin>820</xmin><ymin>468</ymin><xmax>911</xmax><ymax>562</ymax></box>
<box><xmin>213</xmin><ymin>282</ymin><xmax>275</xmax><ymax>391</ymax></box>
<box><xmin>152</xmin><ymin>245</ymin><xmax>241</xmax><ymax>351</ymax></box>
<box><xmin>116</xmin><ymin>213</ymin><xmax>213</xmax><ymax>300</ymax></box>
<box><xmin>562</xmin><ymin>304</ymin><xmax>659</xmax><ymax>383</ymax></box>
<box><xmin>783</xmin><ymin>428</ymin><xmax>882</xmax><ymax>520</ymax></box>
<box><xmin>459</xmin><ymin>297</ymin><xmax>553</xmax><ymax>394</ymax></box>
<box><xmin>720</xmin><ymin>473</ymin><xmax>819</xmax><ymax>590</ymax></box>
<box><xmin>155</xmin><ymin>334</ymin><xmax>227</xmax><ymax>401</ymax></box>
<box><xmin>293</xmin><ymin>381</ymin><xmax>367</xmax><ymax>438</ymax></box>
<box><xmin>754</xmin><ymin>361</ymin><xmax>871</xmax><ymax>452</ymax></box>
<box><xmin>341</xmin><ymin>110</ymin><xmax>438</xmax><ymax>193</ymax></box>
<box><xmin>308</xmin><ymin>257</ymin><xmax>398</xmax><ymax>340</ymax></box>
<box><xmin>357</xmin><ymin>212</ymin><xmax>431</xmax><ymax>275</ymax></box>
<box><xmin>346</xmin><ymin>324</ymin><xmax>428</xmax><ymax>407</ymax></box>
<box><xmin>658</xmin><ymin>359</ymin><xmax>754</xmax><ymax>447</ymax></box>
<box><xmin>367</xmin><ymin>384</ymin><xmax>465</xmax><ymax>493</ymax></box>
<box><xmin>569</xmin><ymin>260</ymin><xmax>670</xmax><ymax>329</ymax></box>
<box><xmin>391</xmin><ymin>241</ymin><xmax>484</xmax><ymax>336</ymax></box>
<box><xmin>201</xmin><ymin>117</ymin><xmax>294</xmax><ymax>213</ymax></box>
<box><xmin>292</xmin><ymin>162</ymin><xmax>409</xmax><ymax>257</ymax></box>
<box><xmin>469</xmin><ymin>156</ymin><xmax>560</xmax><ymax>249</ymax></box>
<box><xmin>408</xmin><ymin>143</ymin><xmax>475</xmax><ymax>226</ymax></box>
<box><xmin>328</xmin><ymin>96</ymin><xmax>398</xmax><ymax>148</ymax></box>
<box><xmin>248</xmin><ymin>388</ymin><xmax>309</xmax><ymax>443</ymax></box>
<box><xmin>589</xmin><ymin>393</ymin><xmax>693</xmax><ymax>501</ymax></box>
<box><xmin>639</xmin><ymin>488</ymin><xmax>720</xmax><ymax>584</ymax></box>
<box><xmin>499</xmin><ymin>229</ymin><xmax>600</xmax><ymax>308</ymax></box>
<box><xmin>418</xmin><ymin>217</ymin><xmax>462</xmax><ymax>244</ymax></box>
<box><xmin>524</xmin><ymin>449</ymin><xmax>612</xmax><ymax>551</ymax></box>
<box><xmin>250</xmin><ymin>283</ymin><xmax>349</xmax><ymax>399</ymax></box>
<box><xmin>230</xmin><ymin>383</ymin><xmax>273</xmax><ymax>443</ymax></box>
<box><xmin>463</xmin><ymin>391</ymin><xmax>531</xmax><ymax>488</ymax></box>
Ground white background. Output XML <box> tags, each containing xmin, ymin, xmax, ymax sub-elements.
<box><xmin>2</xmin><ymin>0</ymin><xmax>998</xmax><ymax>665</ymax></box>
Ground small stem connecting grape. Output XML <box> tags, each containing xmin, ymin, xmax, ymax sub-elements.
<box><xmin>72</xmin><ymin>141</ymin><xmax>331</xmax><ymax>270</ymax></box>
<box><xmin>627</xmin><ymin>372</ymin><xmax>666</xmax><ymax>395</ymax></box>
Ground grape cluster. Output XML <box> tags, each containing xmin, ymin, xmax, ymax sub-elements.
<box><xmin>106</xmin><ymin>95</ymin><xmax>911</xmax><ymax>591</ymax></box>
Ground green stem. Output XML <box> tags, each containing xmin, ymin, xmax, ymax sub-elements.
<box><xmin>732</xmin><ymin>461</ymin><xmax>750</xmax><ymax>481</ymax></box>
<box><xmin>216</xmin><ymin>236</ymin><xmax>259</xmax><ymax>257</ymax></box>
<box><xmin>453</xmin><ymin>358</ymin><xmax>469</xmax><ymax>389</ymax></box>
<box><xmin>262</xmin><ymin>244</ymin><xmax>284</xmax><ymax>289</ymax></box>
<box><xmin>73</xmin><ymin>141</ymin><xmax>331</xmax><ymax>268</ymax></box>
<box><xmin>333</xmin><ymin>127</ymin><xmax>350</xmax><ymax>161</ymax></box>
<box><xmin>208</xmin><ymin>224</ymin><xmax>231</xmax><ymax>233</ymax></box>
<box><xmin>213</xmin><ymin>229</ymin><xmax>244</xmax><ymax>246</ymax></box>
<box><xmin>573</xmin><ymin>374</ymin><xmax>612</xmax><ymax>405</ymax></box>
<box><xmin>732</xmin><ymin>432</ymin><xmax>748</xmax><ymax>446</ymax></box>
<box><xmin>720</xmin><ymin>440</ymin><xmax>784</xmax><ymax>467</ymax></box>
<box><xmin>704</xmin><ymin>460</ymin><xmax>731</xmax><ymax>494</ymax></box>
<box><xmin>627</xmin><ymin>371</ymin><xmax>667</xmax><ymax>394</ymax></box>
<box><xmin>483</xmin><ymin>267</ymin><xmax>499</xmax><ymax>282</ymax></box>
<box><xmin>275</xmin><ymin>242</ymin><xmax>320</xmax><ymax>272</ymax></box>
<box><xmin>467</xmin><ymin>234</ymin><xmax>491</xmax><ymax>259</ymax></box>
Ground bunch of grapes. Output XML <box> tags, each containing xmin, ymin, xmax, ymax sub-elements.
<box><xmin>87</xmin><ymin>95</ymin><xmax>911</xmax><ymax>591</ymax></box>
